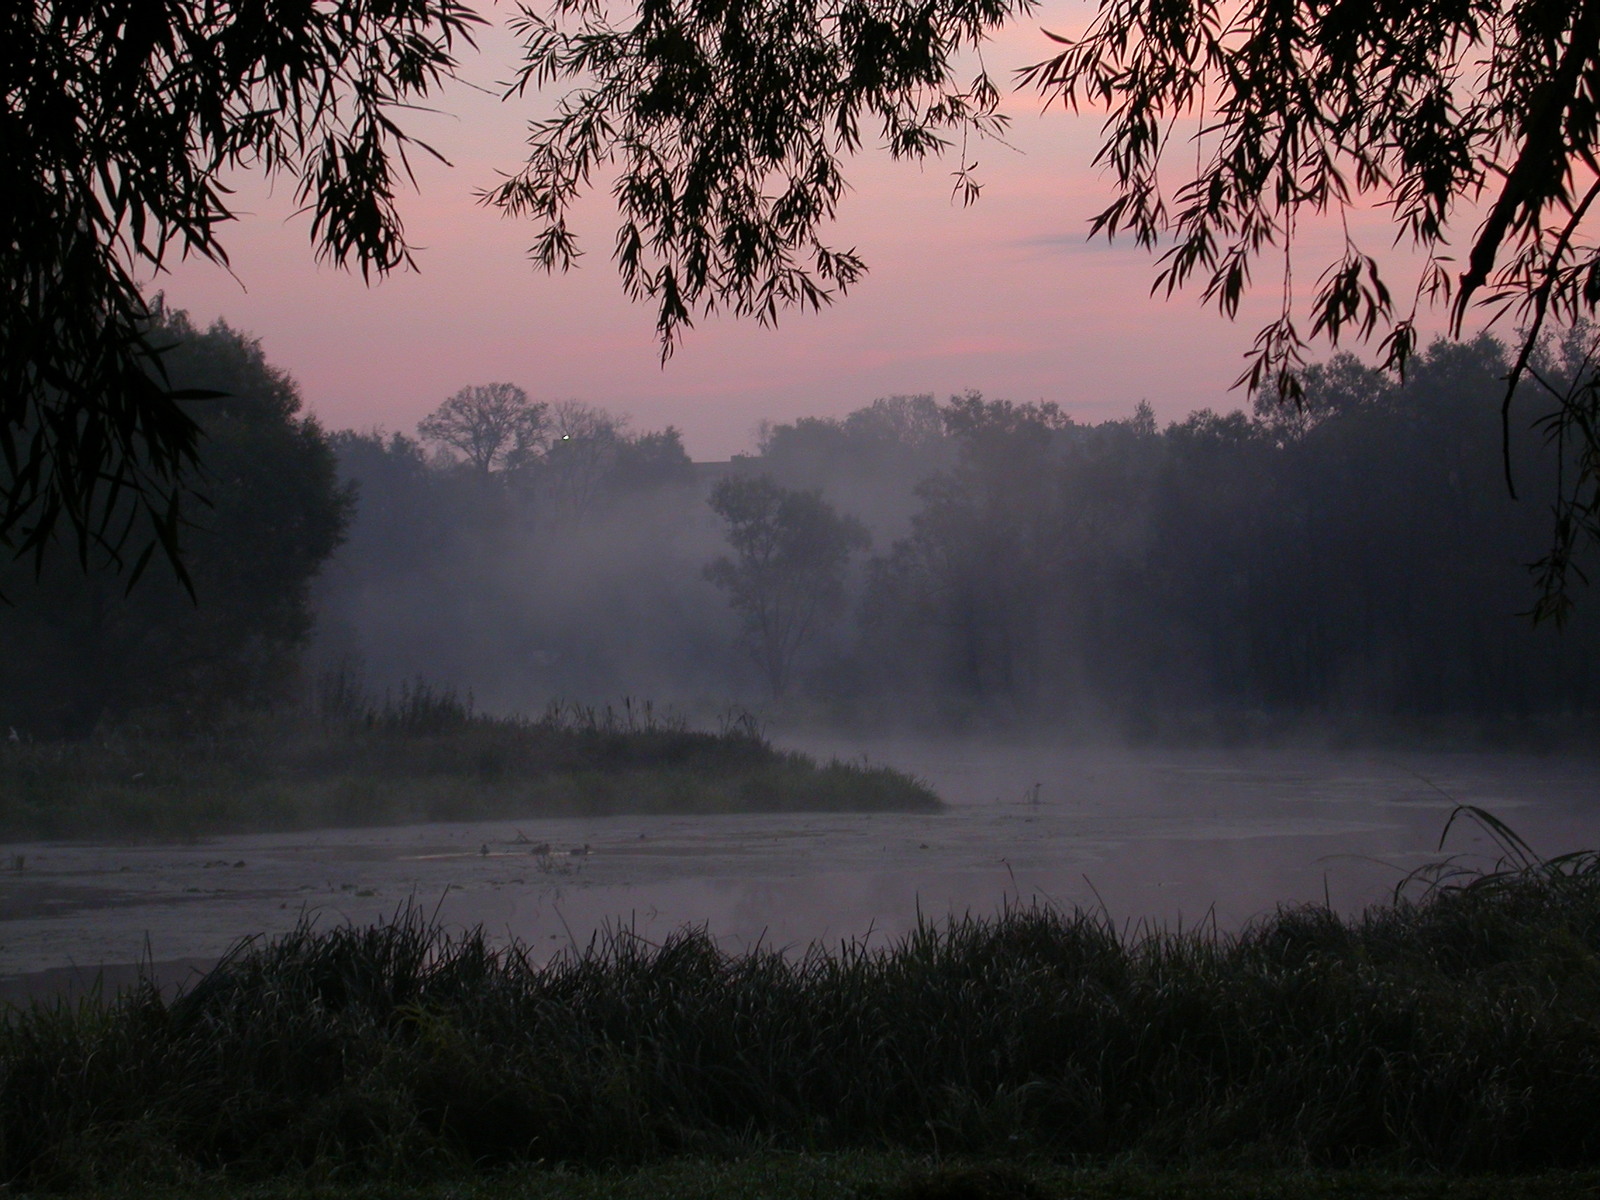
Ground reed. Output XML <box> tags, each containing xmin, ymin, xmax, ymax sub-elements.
<box><xmin>6</xmin><ymin>810</ymin><xmax>1600</xmax><ymax>1187</ymax></box>
<box><xmin>0</xmin><ymin>690</ymin><xmax>937</xmax><ymax>838</ymax></box>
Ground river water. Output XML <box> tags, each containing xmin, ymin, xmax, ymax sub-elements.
<box><xmin>2</xmin><ymin>740</ymin><xmax>1596</xmax><ymax>999</ymax></box>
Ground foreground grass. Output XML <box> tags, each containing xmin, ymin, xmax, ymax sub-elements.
<box><xmin>42</xmin><ymin>1155</ymin><xmax>1600</xmax><ymax>1200</ymax></box>
<box><xmin>0</xmin><ymin>691</ymin><xmax>937</xmax><ymax>838</ymax></box>
<box><xmin>9</xmin><ymin>821</ymin><xmax>1600</xmax><ymax>1190</ymax></box>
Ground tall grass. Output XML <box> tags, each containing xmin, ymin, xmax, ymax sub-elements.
<box><xmin>0</xmin><ymin>685</ymin><xmax>937</xmax><ymax>838</ymax></box>
<box><xmin>7</xmin><ymin>812</ymin><xmax>1600</xmax><ymax>1186</ymax></box>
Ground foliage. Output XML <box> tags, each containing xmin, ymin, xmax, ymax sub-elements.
<box><xmin>754</xmin><ymin>394</ymin><xmax>957</xmax><ymax>538</ymax></box>
<box><xmin>5</xmin><ymin>0</ymin><xmax>480</xmax><ymax>574</ymax></box>
<box><xmin>510</xmin><ymin>0</ymin><xmax>1600</xmax><ymax>376</ymax></box>
<box><xmin>418</xmin><ymin>384</ymin><xmax>548</xmax><ymax>475</ymax></box>
<box><xmin>1524</xmin><ymin>324</ymin><xmax>1600</xmax><ymax>622</ymax></box>
<box><xmin>521</xmin><ymin>404</ymin><xmax>697</xmax><ymax>521</ymax></box>
<box><xmin>536</xmin><ymin>400</ymin><xmax>631</xmax><ymax>521</ymax></box>
<box><xmin>1021</xmin><ymin>0</ymin><xmax>1600</xmax><ymax>390</ymax></box>
<box><xmin>18</xmin><ymin>0</ymin><xmax>1600</xmax><ymax>610</ymax></box>
<box><xmin>490</xmin><ymin>0</ymin><xmax>1028</xmax><ymax>351</ymax></box>
<box><xmin>508</xmin><ymin>0</ymin><xmax>1600</xmax><ymax>612</ymax></box>
<box><xmin>849</xmin><ymin>346</ymin><xmax>1600</xmax><ymax>729</ymax></box>
<box><xmin>610</xmin><ymin>427</ymin><xmax>700</xmax><ymax>494</ymax></box>
<box><xmin>1016</xmin><ymin>0</ymin><xmax>1600</xmax><ymax>614</ymax></box>
<box><xmin>0</xmin><ymin>310</ymin><xmax>351</xmax><ymax>736</ymax></box>
<box><xmin>318</xmin><ymin>369</ymin><xmax>1600</xmax><ymax>731</ymax></box>
<box><xmin>11</xmin><ymin>837</ymin><xmax>1600</xmax><ymax>1185</ymax></box>
<box><xmin>705</xmin><ymin>475</ymin><xmax>869</xmax><ymax>696</ymax></box>
<box><xmin>859</xmin><ymin>394</ymin><xmax>1159</xmax><ymax>717</ymax></box>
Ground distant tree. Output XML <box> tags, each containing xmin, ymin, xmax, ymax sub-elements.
<box><xmin>846</xmin><ymin>351</ymin><xmax>1600</xmax><ymax>725</ymax></box>
<box><xmin>325</xmin><ymin>430</ymin><xmax>450</xmax><ymax>575</ymax></box>
<box><xmin>706</xmin><ymin>476</ymin><xmax>869</xmax><ymax>697</ymax></box>
<box><xmin>538</xmin><ymin>400</ymin><xmax>627</xmax><ymax>518</ymax></box>
<box><xmin>759</xmin><ymin>395</ymin><xmax>949</xmax><ymax>470</ymax></box>
<box><xmin>0</xmin><ymin>311</ymin><xmax>352</xmax><ymax>735</ymax></box>
<box><xmin>525</xmin><ymin>405</ymin><xmax>699</xmax><ymax>521</ymax></box>
<box><xmin>319</xmin><ymin>407</ymin><xmax>718</xmax><ymax>702</ymax></box>
<box><xmin>754</xmin><ymin>395</ymin><xmax>956</xmax><ymax>541</ymax></box>
<box><xmin>1251</xmin><ymin>357</ymin><xmax>1394</xmax><ymax>447</ymax></box>
<box><xmin>858</xmin><ymin>396</ymin><xmax>1111</xmax><ymax>709</ymax></box>
<box><xmin>611</xmin><ymin>428</ymin><xmax>697</xmax><ymax>493</ymax></box>
<box><xmin>418</xmin><ymin>384</ymin><xmax>547</xmax><ymax>475</ymax></box>
<box><xmin>843</xmin><ymin>394</ymin><xmax>950</xmax><ymax>451</ymax></box>
<box><xmin>25</xmin><ymin>0</ymin><xmax>1600</xmax><ymax>616</ymax></box>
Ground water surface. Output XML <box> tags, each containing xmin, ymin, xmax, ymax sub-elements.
<box><xmin>2</xmin><ymin>741</ymin><xmax>1595</xmax><ymax>998</ymax></box>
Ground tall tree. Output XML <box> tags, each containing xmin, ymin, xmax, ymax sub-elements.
<box><xmin>706</xmin><ymin>476</ymin><xmax>868</xmax><ymax>696</ymax></box>
<box><xmin>538</xmin><ymin>400</ymin><xmax>628</xmax><ymax>520</ymax></box>
<box><xmin>754</xmin><ymin>395</ymin><xmax>956</xmax><ymax>541</ymax></box>
<box><xmin>6</xmin><ymin>0</ymin><xmax>478</xmax><ymax>573</ymax></box>
<box><xmin>0</xmin><ymin>310</ymin><xmax>352</xmax><ymax>735</ymax></box>
<box><xmin>418</xmin><ymin>383</ymin><xmax>548</xmax><ymax>475</ymax></box>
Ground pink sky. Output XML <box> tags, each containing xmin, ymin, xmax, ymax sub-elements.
<box><xmin>156</xmin><ymin>11</ymin><xmax>1470</xmax><ymax>460</ymax></box>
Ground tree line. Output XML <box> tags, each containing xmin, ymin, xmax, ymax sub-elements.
<box><xmin>732</xmin><ymin>339</ymin><xmax>1600</xmax><ymax>729</ymax></box>
<box><xmin>326</xmin><ymin>328</ymin><xmax>1600</xmax><ymax>731</ymax></box>
<box><xmin>3</xmin><ymin>314</ymin><xmax>1596</xmax><ymax>739</ymax></box>
<box><xmin>313</xmin><ymin>389</ymin><xmax>724</xmax><ymax>712</ymax></box>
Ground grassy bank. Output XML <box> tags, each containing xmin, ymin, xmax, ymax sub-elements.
<box><xmin>0</xmin><ymin>689</ymin><xmax>937</xmax><ymax>839</ymax></box>
<box><xmin>7</xmin><ymin>821</ymin><xmax>1600</xmax><ymax>1188</ymax></box>
<box><xmin>27</xmin><ymin>1157</ymin><xmax>1600</xmax><ymax>1200</ymax></box>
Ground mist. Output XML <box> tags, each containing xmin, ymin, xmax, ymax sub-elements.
<box><xmin>309</xmin><ymin>338</ymin><xmax>1600</xmax><ymax>744</ymax></box>
<box><xmin>8</xmin><ymin>314</ymin><xmax>1600</xmax><ymax>1194</ymax></box>
<box><xmin>6</xmin><ymin>313</ymin><xmax>1600</xmax><ymax>1019</ymax></box>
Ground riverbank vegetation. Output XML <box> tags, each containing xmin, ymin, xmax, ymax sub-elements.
<box><xmin>23</xmin><ymin>1157</ymin><xmax>1600</xmax><ymax>1200</ymax></box>
<box><xmin>7</xmin><ymin>813</ymin><xmax>1600</xmax><ymax>1189</ymax></box>
<box><xmin>0</xmin><ymin>685</ymin><xmax>936</xmax><ymax>840</ymax></box>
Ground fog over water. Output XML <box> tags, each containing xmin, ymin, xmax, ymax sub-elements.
<box><xmin>4</xmin><ymin>740</ymin><xmax>1597</xmax><ymax>999</ymax></box>
<box><xmin>7</xmin><ymin>329</ymin><xmax>1600</xmax><ymax>1005</ymax></box>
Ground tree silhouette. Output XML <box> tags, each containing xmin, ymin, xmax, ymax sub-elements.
<box><xmin>7</xmin><ymin>0</ymin><xmax>479</xmax><ymax>577</ymax></box>
<box><xmin>490</xmin><ymin>0</ymin><xmax>1021</xmax><ymax>353</ymax></box>
<box><xmin>539</xmin><ymin>400</ymin><xmax>627</xmax><ymax>520</ymax></box>
<box><xmin>1017</xmin><ymin>0</ymin><xmax>1600</xmax><ymax>616</ymax></box>
<box><xmin>22</xmin><ymin>0</ymin><xmax>1600</xmax><ymax>606</ymax></box>
<box><xmin>418</xmin><ymin>384</ymin><xmax>547</xmax><ymax>475</ymax></box>
<box><xmin>0</xmin><ymin>310</ymin><xmax>351</xmax><ymax>735</ymax></box>
<box><xmin>705</xmin><ymin>476</ymin><xmax>869</xmax><ymax>697</ymax></box>
<box><xmin>508</xmin><ymin>0</ymin><xmax>1598</xmax><ymax>368</ymax></box>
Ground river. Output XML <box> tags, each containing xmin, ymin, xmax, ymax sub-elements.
<box><xmin>2</xmin><ymin>740</ymin><xmax>1596</xmax><ymax>1000</ymax></box>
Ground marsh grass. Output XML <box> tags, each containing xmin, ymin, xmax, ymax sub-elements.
<box><xmin>0</xmin><ymin>687</ymin><xmax>937</xmax><ymax>838</ymax></box>
<box><xmin>27</xmin><ymin>1157</ymin><xmax>1600</xmax><ymax>1200</ymax></box>
<box><xmin>7</xmin><ymin>808</ymin><xmax>1600</xmax><ymax>1188</ymax></box>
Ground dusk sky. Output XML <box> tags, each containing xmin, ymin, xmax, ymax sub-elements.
<box><xmin>157</xmin><ymin>9</ymin><xmax>1470</xmax><ymax>460</ymax></box>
